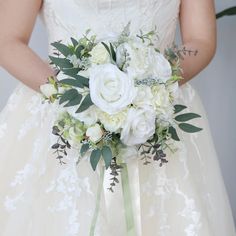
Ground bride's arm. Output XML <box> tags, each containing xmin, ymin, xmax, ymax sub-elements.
<box><xmin>178</xmin><ymin>0</ymin><xmax>216</xmax><ymax>85</ymax></box>
<box><xmin>0</xmin><ymin>0</ymin><xmax>55</xmax><ymax>92</ymax></box>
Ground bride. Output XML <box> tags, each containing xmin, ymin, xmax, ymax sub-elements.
<box><xmin>0</xmin><ymin>0</ymin><xmax>235</xmax><ymax>235</ymax></box>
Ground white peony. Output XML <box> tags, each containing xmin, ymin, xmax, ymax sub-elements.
<box><xmin>40</xmin><ymin>84</ymin><xmax>57</xmax><ymax>98</ymax></box>
<box><xmin>86</xmin><ymin>123</ymin><xmax>103</xmax><ymax>143</ymax></box>
<box><xmin>120</xmin><ymin>107</ymin><xmax>156</xmax><ymax>146</ymax></box>
<box><xmin>90</xmin><ymin>42</ymin><xmax>111</xmax><ymax>64</ymax></box>
<box><xmin>116</xmin><ymin>41</ymin><xmax>150</xmax><ymax>79</ymax></box>
<box><xmin>98</xmin><ymin>109</ymin><xmax>127</xmax><ymax>133</ymax></box>
<box><xmin>89</xmin><ymin>63</ymin><xmax>136</xmax><ymax>115</ymax></box>
<box><xmin>148</xmin><ymin>50</ymin><xmax>172</xmax><ymax>83</ymax></box>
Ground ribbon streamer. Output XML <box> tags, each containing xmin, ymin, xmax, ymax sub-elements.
<box><xmin>120</xmin><ymin>163</ymin><xmax>136</xmax><ymax>236</ymax></box>
<box><xmin>89</xmin><ymin>165</ymin><xmax>105</xmax><ymax>236</ymax></box>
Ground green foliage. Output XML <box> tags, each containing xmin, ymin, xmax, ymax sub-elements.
<box><xmin>58</xmin><ymin>79</ymin><xmax>84</xmax><ymax>88</ymax></box>
<box><xmin>168</xmin><ymin>126</ymin><xmax>180</xmax><ymax>141</ymax></box>
<box><xmin>101</xmin><ymin>42</ymin><xmax>116</xmax><ymax>62</ymax></box>
<box><xmin>49</xmin><ymin>56</ymin><xmax>73</xmax><ymax>69</ymax></box>
<box><xmin>80</xmin><ymin>143</ymin><xmax>90</xmax><ymax>156</ymax></box>
<box><xmin>101</xmin><ymin>146</ymin><xmax>113</xmax><ymax>169</ymax></box>
<box><xmin>174</xmin><ymin>104</ymin><xmax>187</xmax><ymax>114</ymax></box>
<box><xmin>90</xmin><ymin>149</ymin><xmax>102</xmax><ymax>171</ymax></box>
<box><xmin>178</xmin><ymin>123</ymin><xmax>203</xmax><ymax>133</ymax></box>
<box><xmin>216</xmin><ymin>7</ymin><xmax>236</xmax><ymax>19</ymax></box>
<box><xmin>76</xmin><ymin>94</ymin><xmax>93</xmax><ymax>113</ymax></box>
<box><xmin>175</xmin><ymin>113</ymin><xmax>201</xmax><ymax>122</ymax></box>
<box><xmin>59</xmin><ymin>89</ymin><xmax>82</xmax><ymax>107</ymax></box>
<box><xmin>51</xmin><ymin>41</ymin><xmax>72</xmax><ymax>57</ymax></box>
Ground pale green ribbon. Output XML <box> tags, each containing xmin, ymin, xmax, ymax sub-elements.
<box><xmin>89</xmin><ymin>165</ymin><xmax>105</xmax><ymax>236</ymax></box>
<box><xmin>89</xmin><ymin>163</ymin><xmax>136</xmax><ymax>236</ymax></box>
<box><xmin>120</xmin><ymin>163</ymin><xmax>136</xmax><ymax>236</ymax></box>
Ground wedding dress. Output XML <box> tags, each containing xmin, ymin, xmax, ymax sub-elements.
<box><xmin>0</xmin><ymin>0</ymin><xmax>235</xmax><ymax>235</ymax></box>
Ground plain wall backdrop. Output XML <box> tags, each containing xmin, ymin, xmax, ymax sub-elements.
<box><xmin>0</xmin><ymin>0</ymin><xmax>236</xmax><ymax>224</ymax></box>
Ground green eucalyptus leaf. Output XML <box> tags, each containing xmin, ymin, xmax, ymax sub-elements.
<box><xmin>102</xmin><ymin>146</ymin><xmax>113</xmax><ymax>169</ymax></box>
<box><xmin>174</xmin><ymin>104</ymin><xmax>187</xmax><ymax>114</ymax></box>
<box><xmin>175</xmin><ymin>113</ymin><xmax>201</xmax><ymax>122</ymax></box>
<box><xmin>59</xmin><ymin>79</ymin><xmax>84</xmax><ymax>88</ymax></box>
<box><xmin>51</xmin><ymin>42</ymin><xmax>72</xmax><ymax>57</ymax></box>
<box><xmin>179</xmin><ymin>123</ymin><xmax>203</xmax><ymax>133</ymax></box>
<box><xmin>101</xmin><ymin>42</ymin><xmax>111</xmax><ymax>55</ymax></box>
<box><xmin>71</xmin><ymin>37</ymin><xmax>78</xmax><ymax>47</ymax></box>
<box><xmin>49</xmin><ymin>56</ymin><xmax>73</xmax><ymax>69</ymax></box>
<box><xmin>63</xmin><ymin>93</ymin><xmax>82</xmax><ymax>107</ymax></box>
<box><xmin>76</xmin><ymin>94</ymin><xmax>93</xmax><ymax>113</ymax></box>
<box><xmin>109</xmin><ymin>43</ymin><xmax>116</xmax><ymax>62</ymax></box>
<box><xmin>80</xmin><ymin>143</ymin><xmax>90</xmax><ymax>156</ymax></box>
<box><xmin>75</xmin><ymin>45</ymin><xmax>84</xmax><ymax>58</ymax></box>
<box><xmin>62</xmin><ymin>68</ymin><xmax>81</xmax><ymax>77</ymax></box>
<box><xmin>90</xmin><ymin>149</ymin><xmax>102</xmax><ymax>171</ymax></box>
<box><xmin>168</xmin><ymin>126</ymin><xmax>180</xmax><ymax>141</ymax></box>
<box><xmin>74</xmin><ymin>75</ymin><xmax>89</xmax><ymax>87</ymax></box>
<box><xmin>59</xmin><ymin>88</ymin><xmax>78</xmax><ymax>105</ymax></box>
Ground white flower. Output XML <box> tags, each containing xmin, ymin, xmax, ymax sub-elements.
<box><xmin>151</xmin><ymin>84</ymin><xmax>174</xmax><ymax>125</ymax></box>
<box><xmin>67</xmin><ymin>54</ymin><xmax>80</xmax><ymax>67</ymax></box>
<box><xmin>167</xmin><ymin>81</ymin><xmax>179</xmax><ymax>100</ymax></box>
<box><xmin>40</xmin><ymin>84</ymin><xmax>57</xmax><ymax>98</ymax></box>
<box><xmin>89</xmin><ymin>63</ymin><xmax>136</xmax><ymax>114</ymax></box>
<box><xmin>121</xmin><ymin>107</ymin><xmax>156</xmax><ymax>146</ymax></box>
<box><xmin>98</xmin><ymin>109</ymin><xmax>127</xmax><ymax>133</ymax></box>
<box><xmin>86</xmin><ymin>123</ymin><xmax>103</xmax><ymax>143</ymax></box>
<box><xmin>133</xmin><ymin>85</ymin><xmax>153</xmax><ymax>108</ymax></box>
<box><xmin>148</xmin><ymin>50</ymin><xmax>172</xmax><ymax>83</ymax></box>
<box><xmin>90</xmin><ymin>42</ymin><xmax>110</xmax><ymax>64</ymax></box>
<box><xmin>116</xmin><ymin>41</ymin><xmax>150</xmax><ymax>79</ymax></box>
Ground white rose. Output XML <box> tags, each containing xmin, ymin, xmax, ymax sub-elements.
<box><xmin>89</xmin><ymin>63</ymin><xmax>136</xmax><ymax>114</ymax></box>
<box><xmin>116</xmin><ymin>41</ymin><xmax>150</xmax><ymax>79</ymax></box>
<box><xmin>90</xmin><ymin>42</ymin><xmax>111</xmax><ymax>64</ymax></box>
<box><xmin>86</xmin><ymin>123</ymin><xmax>103</xmax><ymax>143</ymax></box>
<box><xmin>121</xmin><ymin>107</ymin><xmax>156</xmax><ymax>146</ymax></box>
<box><xmin>149</xmin><ymin>50</ymin><xmax>172</xmax><ymax>83</ymax></box>
<box><xmin>133</xmin><ymin>85</ymin><xmax>153</xmax><ymax>108</ymax></box>
<box><xmin>40</xmin><ymin>84</ymin><xmax>57</xmax><ymax>98</ymax></box>
<box><xmin>98</xmin><ymin>109</ymin><xmax>127</xmax><ymax>133</ymax></box>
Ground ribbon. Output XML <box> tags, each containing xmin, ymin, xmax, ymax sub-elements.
<box><xmin>89</xmin><ymin>165</ymin><xmax>105</xmax><ymax>236</ymax></box>
<box><xmin>120</xmin><ymin>163</ymin><xmax>136</xmax><ymax>236</ymax></box>
<box><xmin>89</xmin><ymin>162</ymin><xmax>136</xmax><ymax>236</ymax></box>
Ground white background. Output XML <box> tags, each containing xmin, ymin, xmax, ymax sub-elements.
<box><xmin>0</xmin><ymin>0</ymin><xmax>236</xmax><ymax>224</ymax></box>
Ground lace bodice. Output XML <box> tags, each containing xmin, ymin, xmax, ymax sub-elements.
<box><xmin>39</xmin><ymin>0</ymin><xmax>181</xmax><ymax>54</ymax></box>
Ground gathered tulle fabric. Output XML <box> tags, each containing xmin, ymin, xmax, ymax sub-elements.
<box><xmin>0</xmin><ymin>0</ymin><xmax>235</xmax><ymax>235</ymax></box>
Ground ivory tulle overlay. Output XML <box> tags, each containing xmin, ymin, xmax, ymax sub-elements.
<box><xmin>0</xmin><ymin>0</ymin><xmax>235</xmax><ymax>235</ymax></box>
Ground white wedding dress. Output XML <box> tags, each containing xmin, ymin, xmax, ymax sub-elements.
<box><xmin>0</xmin><ymin>0</ymin><xmax>235</xmax><ymax>235</ymax></box>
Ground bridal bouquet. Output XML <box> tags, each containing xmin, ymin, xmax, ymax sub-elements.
<box><xmin>40</xmin><ymin>23</ymin><xmax>202</xmax><ymax>191</ymax></box>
